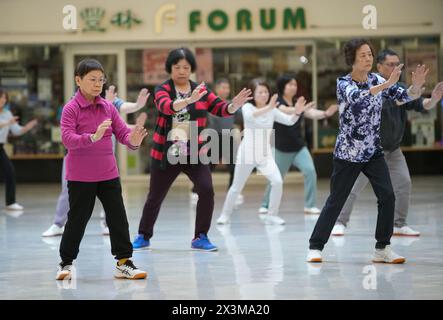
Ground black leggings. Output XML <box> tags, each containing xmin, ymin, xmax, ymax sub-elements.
<box><xmin>0</xmin><ymin>144</ymin><xmax>16</xmax><ymax>205</ymax></box>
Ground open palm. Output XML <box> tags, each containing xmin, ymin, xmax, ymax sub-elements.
<box><xmin>129</xmin><ymin>125</ymin><xmax>148</xmax><ymax>147</ymax></box>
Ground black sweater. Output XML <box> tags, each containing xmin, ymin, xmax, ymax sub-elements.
<box><xmin>380</xmin><ymin>83</ymin><xmax>425</xmax><ymax>152</ymax></box>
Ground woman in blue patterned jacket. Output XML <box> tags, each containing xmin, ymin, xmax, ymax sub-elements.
<box><xmin>306</xmin><ymin>38</ymin><xmax>424</xmax><ymax>264</ymax></box>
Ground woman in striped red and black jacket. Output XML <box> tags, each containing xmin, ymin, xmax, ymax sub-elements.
<box><xmin>133</xmin><ymin>47</ymin><xmax>251</xmax><ymax>251</ymax></box>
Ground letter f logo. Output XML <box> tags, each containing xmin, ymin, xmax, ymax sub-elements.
<box><xmin>155</xmin><ymin>4</ymin><xmax>177</xmax><ymax>34</ymax></box>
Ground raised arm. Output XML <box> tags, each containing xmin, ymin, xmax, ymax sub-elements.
<box><xmin>120</xmin><ymin>88</ymin><xmax>150</xmax><ymax>114</ymax></box>
<box><xmin>253</xmin><ymin>94</ymin><xmax>279</xmax><ymax>118</ymax></box>
<box><xmin>154</xmin><ymin>85</ymin><xmax>176</xmax><ymax>115</ymax></box>
<box><xmin>305</xmin><ymin>104</ymin><xmax>338</xmax><ymax>120</ymax></box>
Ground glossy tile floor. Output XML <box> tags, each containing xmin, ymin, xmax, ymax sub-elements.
<box><xmin>0</xmin><ymin>175</ymin><xmax>442</xmax><ymax>300</ymax></box>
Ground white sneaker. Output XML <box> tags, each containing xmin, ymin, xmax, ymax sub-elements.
<box><xmin>332</xmin><ymin>223</ymin><xmax>346</xmax><ymax>236</ymax></box>
<box><xmin>216</xmin><ymin>214</ymin><xmax>231</xmax><ymax>225</ymax></box>
<box><xmin>114</xmin><ymin>260</ymin><xmax>147</xmax><ymax>280</ymax></box>
<box><xmin>100</xmin><ymin>220</ymin><xmax>110</xmax><ymax>236</ymax></box>
<box><xmin>6</xmin><ymin>203</ymin><xmax>24</xmax><ymax>211</ymax></box>
<box><xmin>56</xmin><ymin>263</ymin><xmax>73</xmax><ymax>280</ymax></box>
<box><xmin>372</xmin><ymin>245</ymin><xmax>406</xmax><ymax>264</ymax></box>
<box><xmin>42</xmin><ymin>224</ymin><xmax>64</xmax><ymax>237</ymax></box>
<box><xmin>190</xmin><ymin>192</ymin><xmax>198</xmax><ymax>205</ymax></box>
<box><xmin>304</xmin><ymin>207</ymin><xmax>321</xmax><ymax>214</ymax></box>
<box><xmin>306</xmin><ymin>249</ymin><xmax>322</xmax><ymax>263</ymax></box>
<box><xmin>261</xmin><ymin>214</ymin><xmax>285</xmax><ymax>225</ymax></box>
<box><xmin>258</xmin><ymin>207</ymin><xmax>268</xmax><ymax>214</ymax></box>
<box><xmin>393</xmin><ymin>226</ymin><xmax>420</xmax><ymax>237</ymax></box>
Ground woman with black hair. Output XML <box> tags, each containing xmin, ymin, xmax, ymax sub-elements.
<box><xmin>0</xmin><ymin>88</ymin><xmax>38</xmax><ymax>211</ymax></box>
<box><xmin>57</xmin><ymin>58</ymin><xmax>148</xmax><ymax>280</ymax></box>
<box><xmin>306</xmin><ymin>38</ymin><xmax>424</xmax><ymax>264</ymax></box>
<box><xmin>259</xmin><ymin>74</ymin><xmax>338</xmax><ymax>216</ymax></box>
<box><xmin>42</xmin><ymin>85</ymin><xmax>149</xmax><ymax>237</ymax></box>
<box><xmin>217</xmin><ymin>79</ymin><xmax>314</xmax><ymax>225</ymax></box>
<box><xmin>133</xmin><ymin>47</ymin><xmax>252</xmax><ymax>251</ymax></box>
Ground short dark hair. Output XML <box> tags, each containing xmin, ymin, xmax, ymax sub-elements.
<box><xmin>248</xmin><ymin>78</ymin><xmax>272</xmax><ymax>106</ymax></box>
<box><xmin>376</xmin><ymin>49</ymin><xmax>399</xmax><ymax>64</ymax></box>
<box><xmin>75</xmin><ymin>58</ymin><xmax>105</xmax><ymax>78</ymax></box>
<box><xmin>215</xmin><ymin>78</ymin><xmax>230</xmax><ymax>86</ymax></box>
<box><xmin>165</xmin><ymin>47</ymin><xmax>197</xmax><ymax>73</ymax></box>
<box><xmin>343</xmin><ymin>38</ymin><xmax>375</xmax><ymax>67</ymax></box>
<box><xmin>0</xmin><ymin>88</ymin><xmax>8</xmax><ymax>103</ymax></box>
<box><xmin>276</xmin><ymin>73</ymin><xmax>297</xmax><ymax>97</ymax></box>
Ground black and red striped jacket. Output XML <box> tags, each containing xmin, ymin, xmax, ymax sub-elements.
<box><xmin>151</xmin><ymin>79</ymin><xmax>234</xmax><ymax>169</ymax></box>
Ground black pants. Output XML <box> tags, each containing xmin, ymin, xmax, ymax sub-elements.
<box><xmin>309</xmin><ymin>155</ymin><xmax>395</xmax><ymax>250</ymax></box>
<box><xmin>59</xmin><ymin>178</ymin><xmax>132</xmax><ymax>264</ymax></box>
<box><xmin>0</xmin><ymin>144</ymin><xmax>16</xmax><ymax>205</ymax></box>
<box><xmin>139</xmin><ymin>163</ymin><xmax>214</xmax><ymax>239</ymax></box>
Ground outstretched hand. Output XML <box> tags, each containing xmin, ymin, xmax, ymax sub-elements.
<box><xmin>386</xmin><ymin>63</ymin><xmax>404</xmax><ymax>88</ymax></box>
<box><xmin>431</xmin><ymin>81</ymin><xmax>443</xmax><ymax>101</ymax></box>
<box><xmin>325</xmin><ymin>104</ymin><xmax>339</xmax><ymax>117</ymax></box>
<box><xmin>105</xmin><ymin>85</ymin><xmax>117</xmax><ymax>102</ymax></box>
<box><xmin>411</xmin><ymin>64</ymin><xmax>429</xmax><ymax>90</ymax></box>
<box><xmin>294</xmin><ymin>96</ymin><xmax>315</xmax><ymax>115</ymax></box>
<box><xmin>188</xmin><ymin>82</ymin><xmax>208</xmax><ymax>104</ymax></box>
<box><xmin>24</xmin><ymin>119</ymin><xmax>38</xmax><ymax>131</ymax></box>
<box><xmin>93</xmin><ymin>119</ymin><xmax>112</xmax><ymax>141</ymax></box>
<box><xmin>229</xmin><ymin>88</ymin><xmax>253</xmax><ymax>112</ymax></box>
<box><xmin>129</xmin><ymin>125</ymin><xmax>148</xmax><ymax>147</ymax></box>
<box><xmin>136</xmin><ymin>88</ymin><xmax>150</xmax><ymax>108</ymax></box>
<box><xmin>268</xmin><ymin>94</ymin><xmax>280</xmax><ymax>109</ymax></box>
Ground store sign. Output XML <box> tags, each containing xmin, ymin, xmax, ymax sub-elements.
<box><xmin>64</xmin><ymin>5</ymin><xmax>306</xmax><ymax>34</ymax></box>
<box><xmin>189</xmin><ymin>8</ymin><xmax>306</xmax><ymax>32</ymax></box>
<box><xmin>79</xmin><ymin>7</ymin><xmax>143</xmax><ymax>32</ymax></box>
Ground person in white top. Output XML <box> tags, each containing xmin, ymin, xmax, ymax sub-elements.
<box><xmin>0</xmin><ymin>88</ymin><xmax>38</xmax><ymax>211</ymax></box>
<box><xmin>217</xmin><ymin>79</ymin><xmax>314</xmax><ymax>225</ymax></box>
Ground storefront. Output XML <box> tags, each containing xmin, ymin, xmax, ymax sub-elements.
<box><xmin>1</xmin><ymin>0</ymin><xmax>442</xmax><ymax>181</ymax></box>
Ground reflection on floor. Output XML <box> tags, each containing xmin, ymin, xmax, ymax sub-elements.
<box><xmin>0</xmin><ymin>176</ymin><xmax>442</xmax><ymax>299</ymax></box>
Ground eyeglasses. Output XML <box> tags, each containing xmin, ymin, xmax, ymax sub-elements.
<box><xmin>85</xmin><ymin>77</ymin><xmax>107</xmax><ymax>85</ymax></box>
<box><xmin>382</xmin><ymin>62</ymin><xmax>401</xmax><ymax>68</ymax></box>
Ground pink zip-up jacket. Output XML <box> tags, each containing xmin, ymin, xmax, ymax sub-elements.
<box><xmin>61</xmin><ymin>90</ymin><xmax>137</xmax><ymax>182</ymax></box>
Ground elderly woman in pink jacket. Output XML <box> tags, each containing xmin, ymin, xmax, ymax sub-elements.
<box><xmin>56</xmin><ymin>58</ymin><xmax>148</xmax><ymax>281</ymax></box>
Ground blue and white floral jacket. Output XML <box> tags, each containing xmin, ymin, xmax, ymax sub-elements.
<box><xmin>335</xmin><ymin>73</ymin><xmax>411</xmax><ymax>163</ymax></box>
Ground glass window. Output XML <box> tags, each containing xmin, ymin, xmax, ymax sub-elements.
<box><xmin>0</xmin><ymin>45</ymin><xmax>64</xmax><ymax>157</ymax></box>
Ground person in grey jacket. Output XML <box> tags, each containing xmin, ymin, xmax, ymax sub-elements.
<box><xmin>0</xmin><ymin>88</ymin><xmax>38</xmax><ymax>211</ymax></box>
<box><xmin>332</xmin><ymin>49</ymin><xmax>443</xmax><ymax>237</ymax></box>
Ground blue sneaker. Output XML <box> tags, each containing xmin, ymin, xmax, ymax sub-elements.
<box><xmin>132</xmin><ymin>234</ymin><xmax>150</xmax><ymax>250</ymax></box>
<box><xmin>191</xmin><ymin>233</ymin><xmax>218</xmax><ymax>252</ymax></box>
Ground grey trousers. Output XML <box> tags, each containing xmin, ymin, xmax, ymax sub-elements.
<box><xmin>337</xmin><ymin>148</ymin><xmax>411</xmax><ymax>228</ymax></box>
<box><xmin>54</xmin><ymin>157</ymin><xmax>69</xmax><ymax>227</ymax></box>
